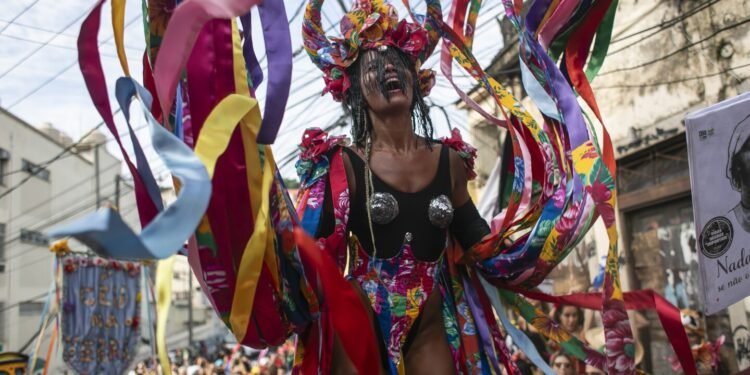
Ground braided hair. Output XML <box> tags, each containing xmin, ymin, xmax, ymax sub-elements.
<box><xmin>343</xmin><ymin>47</ymin><xmax>433</xmax><ymax>148</ymax></box>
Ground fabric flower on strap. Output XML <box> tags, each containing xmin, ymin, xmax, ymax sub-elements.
<box><xmin>296</xmin><ymin>128</ymin><xmax>349</xmax><ymax>187</ymax></box>
<box><xmin>441</xmin><ymin>128</ymin><xmax>478</xmax><ymax>181</ymax></box>
<box><xmin>302</xmin><ymin>0</ymin><xmax>442</xmax><ymax>102</ymax></box>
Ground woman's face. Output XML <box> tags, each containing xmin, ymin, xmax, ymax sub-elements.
<box><xmin>358</xmin><ymin>49</ymin><xmax>414</xmax><ymax>116</ymax></box>
<box><xmin>560</xmin><ymin>306</ymin><xmax>581</xmax><ymax>332</ymax></box>
<box><xmin>552</xmin><ymin>354</ymin><xmax>575</xmax><ymax>375</ymax></box>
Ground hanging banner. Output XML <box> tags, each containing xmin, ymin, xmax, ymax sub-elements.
<box><xmin>61</xmin><ymin>255</ymin><xmax>142</xmax><ymax>374</ymax></box>
<box><xmin>686</xmin><ymin>92</ymin><xmax>750</xmax><ymax>315</ymax></box>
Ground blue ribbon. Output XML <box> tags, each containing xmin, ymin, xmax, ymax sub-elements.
<box><xmin>519</xmin><ymin>57</ymin><xmax>561</xmax><ymax>121</ymax></box>
<box><xmin>478</xmin><ymin>275</ymin><xmax>555</xmax><ymax>375</ymax></box>
<box><xmin>47</xmin><ymin>77</ymin><xmax>211</xmax><ymax>260</ymax></box>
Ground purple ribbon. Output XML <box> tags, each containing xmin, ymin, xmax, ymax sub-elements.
<box><xmin>254</xmin><ymin>0</ymin><xmax>292</xmax><ymax>144</ymax></box>
<box><xmin>240</xmin><ymin>13</ymin><xmax>264</xmax><ymax>92</ymax></box>
<box><xmin>526</xmin><ymin>0</ymin><xmax>553</xmax><ymax>34</ymax></box>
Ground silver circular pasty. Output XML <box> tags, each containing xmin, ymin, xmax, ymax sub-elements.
<box><xmin>428</xmin><ymin>194</ymin><xmax>454</xmax><ymax>229</ymax></box>
<box><xmin>369</xmin><ymin>192</ymin><xmax>399</xmax><ymax>225</ymax></box>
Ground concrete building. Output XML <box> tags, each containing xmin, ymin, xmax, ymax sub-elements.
<box><xmin>464</xmin><ymin>1</ymin><xmax>750</xmax><ymax>372</ymax></box>
<box><xmin>0</xmin><ymin>108</ymin><xmax>136</xmax><ymax>356</ymax></box>
<box><xmin>0</xmin><ymin>107</ymin><xmax>220</xmax><ymax>372</ymax></box>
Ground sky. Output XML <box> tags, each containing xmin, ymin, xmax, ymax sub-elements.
<box><xmin>0</xmin><ymin>0</ymin><xmax>505</xmax><ymax>180</ymax></box>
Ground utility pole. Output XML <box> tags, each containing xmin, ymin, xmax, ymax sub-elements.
<box><xmin>94</xmin><ymin>143</ymin><xmax>101</xmax><ymax>208</ymax></box>
<box><xmin>114</xmin><ymin>174</ymin><xmax>121</xmax><ymax>210</ymax></box>
<box><xmin>188</xmin><ymin>270</ymin><xmax>194</xmax><ymax>348</ymax></box>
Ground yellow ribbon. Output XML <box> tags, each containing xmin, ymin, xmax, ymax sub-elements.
<box><xmin>191</xmin><ymin>88</ymin><xmax>268</xmax><ymax>344</ymax></box>
<box><xmin>29</xmin><ymin>312</ymin><xmax>50</xmax><ymax>374</ymax></box>
<box><xmin>111</xmin><ymin>0</ymin><xmax>130</xmax><ymax>76</ymax></box>
<box><xmin>230</xmin><ymin>19</ymin><xmax>281</xmax><ymax>292</ymax></box>
<box><xmin>156</xmin><ymin>256</ymin><xmax>175</xmax><ymax>373</ymax></box>
<box><xmin>193</xmin><ymin>94</ymin><xmax>257</xmax><ymax>178</ymax></box>
<box><xmin>225</xmin><ymin>18</ymin><xmax>279</xmax><ymax>342</ymax></box>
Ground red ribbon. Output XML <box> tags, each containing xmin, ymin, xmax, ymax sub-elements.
<box><xmin>294</xmin><ymin>228</ymin><xmax>380</xmax><ymax>374</ymax></box>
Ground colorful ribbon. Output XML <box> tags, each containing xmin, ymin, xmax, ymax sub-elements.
<box><xmin>507</xmin><ymin>287</ymin><xmax>698</xmax><ymax>375</ymax></box>
<box><xmin>47</xmin><ymin>77</ymin><xmax>212</xmax><ymax>260</ymax></box>
<box><xmin>155</xmin><ymin>257</ymin><xmax>175</xmax><ymax>373</ymax></box>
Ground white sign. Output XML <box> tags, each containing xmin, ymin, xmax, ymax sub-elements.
<box><xmin>686</xmin><ymin>92</ymin><xmax>750</xmax><ymax>315</ymax></box>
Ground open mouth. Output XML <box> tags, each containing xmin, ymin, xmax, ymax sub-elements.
<box><xmin>384</xmin><ymin>77</ymin><xmax>402</xmax><ymax>93</ymax></box>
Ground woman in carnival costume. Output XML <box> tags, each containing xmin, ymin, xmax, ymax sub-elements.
<box><xmin>297</xmin><ymin>1</ymin><xmax>492</xmax><ymax>373</ymax></box>
<box><xmin>295</xmin><ymin>0</ymin><xmax>624</xmax><ymax>373</ymax></box>
<box><xmin>60</xmin><ymin>0</ymin><xmax>703</xmax><ymax>373</ymax></box>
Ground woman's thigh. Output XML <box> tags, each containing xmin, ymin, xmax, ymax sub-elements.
<box><xmin>404</xmin><ymin>290</ymin><xmax>456</xmax><ymax>375</ymax></box>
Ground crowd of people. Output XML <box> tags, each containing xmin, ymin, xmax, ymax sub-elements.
<box><xmin>506</xmin><ymin>298</ymin><xmax>644</xmax><ymax>375</ymax></box>
<box><xmin>128</xmin><ymin>340</ymin><xmax>295</xmax><ymax>375</ymax></box>
<box><xmin>120</xmin><ymin>297</ymin><xmax>728</xmax><ymax>375</ymax></box>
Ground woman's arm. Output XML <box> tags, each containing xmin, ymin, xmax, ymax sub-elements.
<box><xmin>448</xmin><ymin>148</ymin><xmax>491</xmax><ymax>250</ymax></box>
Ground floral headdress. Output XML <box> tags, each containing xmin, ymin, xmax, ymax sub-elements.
<box><xmin>302</xmin><ymin>0</ymin><xmax>442</xmax><ymax>102</ymax></box>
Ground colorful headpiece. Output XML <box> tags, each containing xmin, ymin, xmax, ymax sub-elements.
<box><xmin>302</xmin><ymin>0</ymin><xmax>442</xmax><ymax>101</ymax></box>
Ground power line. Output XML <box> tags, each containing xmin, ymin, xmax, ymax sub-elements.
<box><xmin>0</xmin><ymin>0</ymin><xmax>41</xmax><ymax>35</ymax></box>
<box><xmin>607</xmin><ymin>0</ymin><xmax>722</xmax><ymax>56</ymax></box>
<box><xmin>2</xmin><ymin>184</ymin><xmax>139</xmax><ymax>263</ymax></box>
<box><xmin>594</xmin><ymin>62</ymin><xmax>750</xmax><ymax>90</ymax></box>
<box><xmin>0</xmin><ymin>5</ymin><xmax>91</xmax><ymax>80</ymax></box>
<box><xmin>0</xmin><ymin>121</ymin><xmax>167</xmax><ymax>251</ymax></box>
<box><xmin>0</xmin><ymin>33</ymin><xmax>142</xmax><ymax>62</ymax></box>
<box><xmin>0</xmin><ymin>110</ymin><xmax>120</xmax><ymax>200</ymax></box>
<box><xmin>0</xmin><ymin>18</ymin><xmax>144</xmax><ymax>52</ymax></box>
<box><xmin>0</xmin><ymin>292</ymin><xmax>48</xmax><ymax>314</ymax></box>
<box><xmin>6</xmin><ymin>14</ymin><xmax>142</xmax><ymax>110</ymax></box>
<box><xmin>609</xmin><ymin>0</ymin><xmax>721</xmax><ymax>44</ymax></box>
<box><xmin>599</xmin><ymin>16</ymin><xmax>750</xmax><ymax>76</ymax></box>
<box><xmin>1</xmin><ymin>160</ymin><xmax>124</xmax><ymax>245</ymax></box>
<box><xmin>0</xmin><ymin>122</ymin><xmax>149</xmax><ymax>178</ymax></box>
<box><xmin>1</xmin><ymin>159</ymin><xmax>168</xmax><ymax>254</ymax></box>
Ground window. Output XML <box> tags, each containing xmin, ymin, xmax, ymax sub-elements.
<box><xmin>21</xmin><ymin>159</ymin><xmax>49</xmax><ymax>182</ymax></box>
<box><xmin>19</xmin><ymin>228</ymin><xmax>48</xmax><ymax>246</ymax></box>
<box><xmin>0</xmin><ymin>148</ymin><xmax>8</xmax><ymax>186</ymax></box>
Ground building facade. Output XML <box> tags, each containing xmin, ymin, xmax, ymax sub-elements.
<box><xmin>0</xmin><ymin>108</ymin><xmax>135</xmax><ymax>356</ymax></box>
<box><xmin>0</xmin><ymin>108</ymin><xmax>219</xmax><ymax>372</ymax></box>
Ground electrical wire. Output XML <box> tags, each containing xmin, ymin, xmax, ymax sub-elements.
<box><xmin>2</xmin><ymin>184</ymin><xmax>139</xmax><ymax>263</ymax></box>
<box><xmin>0</xmin><ymin>122</ymin><xmax>149</xmax><ymax>178</ymax></box>
<box><xmin>609</xmin><ymin>0</ymin><xmax>722</xmax><ymax>44</ymax></box>
<box><xmin>1</xmin><ymin>158</ymin><xmax>167</xmax><ymax>248</ymax></box>
<box><xmin>599</xmin><ymin>16</ymin><xmax>750</xmax><ymax>76</ymax></box>
<box><xmin>0</xmin><ymin>0</ymin><xmax>41</xmax><ymax>35</ymax></box>
<box><xmin>0</xmin><ymin>18</ymin><xmax>144</xmax><ymax>52</ymax></box>
<box><xmin>607</xmin><ymin>0</ymin><xmax>722</xmax><ymax>56</ymax></box>
<box><xmin>0</xmin><ymin>33</ymin><xmax>142</xmax><ymax>62</ymax></box>
<box><xmin>0</xmin><ymin>292</ymin><xmax>49</xmax><ymax>314</ymax></box>
<box><xmin>0</xmin><ymin>111</ymin><xmax>119</xmax><ymax>200</ymax></box>
<box><xmin>6</xmin><ymin>14</ymin><xmax>142</xmax><ymax>109</ymax></box>
<box><xmin>0</xmin><ymin>5</ymin><xmax>91</xmax><ymax>80</ymax></box>
<box><xmin>594</xmin><ymin>63</ymin><xmax>750</xmax><ymax>90</ymax></box>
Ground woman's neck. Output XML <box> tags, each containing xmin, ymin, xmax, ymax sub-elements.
<box><xmin>368</xmin><ymin>110</ymin><xmax>417</xmax><ymax>152</ymax></box>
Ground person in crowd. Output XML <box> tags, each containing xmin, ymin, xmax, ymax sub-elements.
<box><xmin>550</xmin><ymin>351</ymin><xmax>577</xmax><ymax>375</ymax></box>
